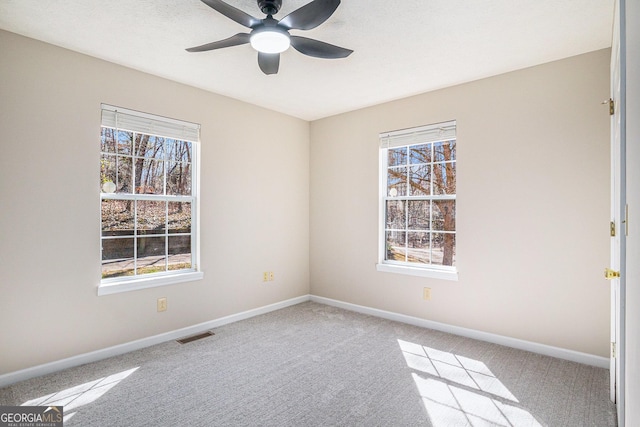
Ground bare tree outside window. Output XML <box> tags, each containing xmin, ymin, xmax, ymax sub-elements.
<box><xmin>382</xmin><ymin>125</ymin><xmax>456</xmax><ymax>269</ymax></box>
<box><xmin>100</xmin><ymin>127</ymin><xmax>195</xmax><ymax>280</ymax></box>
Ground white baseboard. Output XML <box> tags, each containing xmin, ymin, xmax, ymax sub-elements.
<box><xmin>309</xmin><ymin>295</ymin><xmax>609</xmax><ymax>369</ymax></box>
<box><xmin>0</xmin><ymin>293</ymin><xmax>608</xmax><ymax>388</ymax></box>
<box><xmin>0</xmin><ymin>295</ymin><xmax>311</xmax><ymax>388</ymax></box>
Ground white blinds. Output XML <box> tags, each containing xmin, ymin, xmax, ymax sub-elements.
<box><xmin>379</xmin><ymin>120</ymin><xmax>456</xmax><ymax>149</ymax></box>
<box><xmin>101</xmin><ymin>104</ymin><xmax>200</xmax><ymax>142</ymax></box>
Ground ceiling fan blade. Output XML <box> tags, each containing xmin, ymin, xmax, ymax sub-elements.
<box><xmin>258</xmin><ymin>52</ymin><xmax>280</xmax><ymax>75</ymax></box>
<box><xmin>279</xmin><ymin>0</ymin><xmax>341</xmax><ymax>30</ymax></box>
<box><xmin>186</xmin><ymin>33</ymin><xmax>251</xmax><ymax>52</ymax></box>
<box><xmin>201</xmin><ymin>0</ymin><xmax>260</xmax><ymax>28</ymax></box>
<box><xmin>290</xmin><ymin>36</ymin><xmax>353</xmax><ymax>59</ymax></box>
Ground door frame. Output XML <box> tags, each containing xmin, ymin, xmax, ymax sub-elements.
<box><xmin>610</xmin><ymin>0</ymin><xmax>626</xmax><ymax>424</ymax></box>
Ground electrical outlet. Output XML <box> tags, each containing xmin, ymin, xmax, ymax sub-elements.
<box><xmin>263</xmin><ymin>271</ymin><xmax>275</xmax><ymax>282</ymax></box>
<box><xmin>157</xmin><ymin>297</ymin><xmax>167</xmax><ymax>312</ymax></box>
<box><xmin>423</xmin><ymin>288</ymin><xmax>431</xmax><ymax>301</ymax></box>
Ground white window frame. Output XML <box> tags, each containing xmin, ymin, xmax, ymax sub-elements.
<box><xmin>376</xmin><ymin>120</ymin><xmax>458</xmax><ymax>281</ymax></box>
<box><xmin>98</xmin><ymin>104</ymin><xmax>203</xmax><ymax>295</ymax></box>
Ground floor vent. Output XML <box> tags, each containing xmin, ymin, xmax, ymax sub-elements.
<box><xmin>176</xmin><ymin>331</ymin><xmax>214</xmax><ymax>344</ymax></box>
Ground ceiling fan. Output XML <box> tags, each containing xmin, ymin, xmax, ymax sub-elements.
<box><xmin>186</xmin><ymin>0</ymin><xmax>353</xmax><ymax>75</ymax></box>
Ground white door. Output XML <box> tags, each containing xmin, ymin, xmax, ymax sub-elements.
<box><xmin>609</xmin><ymin>0</ymin><xmax>625</xmax><ymax>417</ymax></box>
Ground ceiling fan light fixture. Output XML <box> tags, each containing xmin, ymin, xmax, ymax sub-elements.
<box><xmin>250</xmin><ymin>28</ymin><xmax>290</xmax><ymax>54</ymax></box>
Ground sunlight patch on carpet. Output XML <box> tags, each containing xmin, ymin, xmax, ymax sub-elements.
<box><xmin>21</xmin><ymin>367</ymin><xmax>139</xmax><ymax>423</ymax></box>
<box><xmin>398</xmin><ymin>340</ymin><xmax>542</xmax><ymax>427</ymax></box>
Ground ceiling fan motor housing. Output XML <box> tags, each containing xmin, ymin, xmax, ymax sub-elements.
<box><xmin>258</xmin><ymin>0</ymin><xmax>282</xmax><ymax>15</ymax></box>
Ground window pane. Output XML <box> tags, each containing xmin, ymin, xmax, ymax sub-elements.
<box><xmin>410</xmin><ymin>144</ymin><xmax>431</xmax><ymax>164</ymax></box>
<box><xmin>385</xmin><ymin>200</ymin><xmax>406</xmax><ymax>229</ymax></box>
<box><xmin>432</xmin><ymin>200</ymin><xmax>455</xmax><ymax>231</ymax></box>
<box><xmin>446</xmin><ymin>234</ymin><xmax>457</xmax><ymax>266</ymax></box>
<box><xmin>102</xmin><ymin>237</ymin><xmax>134</xmax><ymax>279</ymax></box>
<box><xmin>117</xmin><ymin>130</ymin><xmax>134</xmax><ymax>156</ymax></box>
<box><xmin>167</xmin><ymin>139</ymin><xmax>192</xmax><ymax>163</ymax></box>
<box><xmin>101</xmin><ymin>127</ymin><xmax>116</xmax><ymax>154</ymax></box>
<box><xmin>168</xmin><ymin>202</ymin><xmax>191</xmax><ymax>233</ymax></box>
<box><xmin>167</xmin><ymin>162</ymin><xmax>192</xmax><ymax>196</ymax></box>
<box><xmin>388</xmin><ymin>147</ymin><xmax>407</xmax><ymax>167</ymax></box>
<box><xmin>387</xmin><ymin>167</ymin><xmax>407</xmax><ymax>197</ymax></box>
<box><xmin>409</xmin><ymin>165</ymin><xmax>431</xmax><ymax>196</ymax></box>
<box><xmin>101</xmin><ymin>199</ymin><xmax>134</xmax><ymax>236</ymax></box>
<box><xmin>407</xmin><ymin>232</ymin><xmax>430</xmax><ymax>264</ymax></box>
<box><xmin>408</xmin><ymin>200</ymin><xmax>430</xmax><ymax>230</ymax></box>
<box><xmin>135</xmin><ymin>159</ymin><xmax>164</xmax><ymax>194</ymax></box>
<box><xmin>385</xmin><ymin>231</ymin><xmax>406</xmax><ymax>261</ymax></box>
<box><xmin>116</xmin><ymin>156</ymin><xmax>133</xmax><ymax>193</ymax></box>
<box><xmin>100</xmin><ymin>154</ymin><xmax>116</xmax><ymax>192</ymax></box>
<box><xmin>433</xmin><ymin>162</ymin><xmax>456</xmax><ymax>195</ymax></box>
<box><xmin>434</xmin><ymin>140</ymin><xmax>456</xmax><ymax>162</ymax></box>
<box><xmin>100</xmin><ymin>127</ymin><xmax>133</xmax><ymax>156</ymax></box>
<box><xmin>168</xmin><ymin>236</ymin><xmax>192</xmax><ymax>271</ymax></box>
<box><xmin>137</xmin><ymin>201</ymin><xmax>166</xmax><ymax>235</ymax></box>
<box><xmin>138</xmin><ymin>135</ymin><xmax>165</xmax><ymax>159</ymax></box>
<box><xmin>100</xmin><ymin>154</ymin><xmax>133</xmax><ymax>194</ymax></box>
<box><xmin>431</xmin><ymin>233</ymin><xmax>456</xmax><ymax>266</ymax></box>
<box><xmin>137</xmin><ymin>236</ymin><xmax>166</xmax><ymax>275</ymax></box>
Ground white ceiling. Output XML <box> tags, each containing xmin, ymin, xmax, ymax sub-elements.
<box><xmin>0</xmin><ymin>0</ymin><xmax>614</xmax><ymax>121</ymax></box>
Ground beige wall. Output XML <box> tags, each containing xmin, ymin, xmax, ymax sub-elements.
<box><xmin>0</xmin><ymin>30</ymin><xmax>310</xmax><ymax>373</ymax></box>
<box><xmin>310</xmin><ymin>49</ymin><xmax>611</xmax><ymax>357</ymax></box>
<box><xmin>0</xmin><ymin>27</ymin><xmax>614</xmax><ymax>375</ymax></box>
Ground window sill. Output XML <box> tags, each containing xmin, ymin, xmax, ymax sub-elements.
<box><xmin>97</xmin><ymin>271</ymin><xmax>204</xmax><ymax>296</ymax></box>
<box><xmin>376</xmin><ymin>263</ymin><xmax>458</xmax><ymax>281</ymax></box>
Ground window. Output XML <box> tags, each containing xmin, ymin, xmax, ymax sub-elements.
<box><xmin>98</xmin><ymin>104</ymin><xmax>203</xmax><ymax>295</ymax></box>
<box><xmin>377</xmin><ymin>121</ymin><xmax>457</xmax><ymax>280</ymax></box>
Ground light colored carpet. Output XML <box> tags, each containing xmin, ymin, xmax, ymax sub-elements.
<box><xmin>0</xmin><ymin>301</ymin><xmax>617</xmax><ymax>426</ymax></box>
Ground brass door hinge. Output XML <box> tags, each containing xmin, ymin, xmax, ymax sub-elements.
<box><xmin>605</xmin><ymin>268</ymin><xmax>620</xmax><ymax>279</ymax></box>
<box><xmin>606</xmin><ymin>98</ymin><xmax>615</xmax><ymax>115</ymax></box>
<box><xmin>612</xmin><ymin>342</ymin><xmax>616</xmax><ymax>358</ymax></box>
<box><xmin>610</xmin><ymin>221</ymin><xmax>616</xmax><ymax>237</ymax></box>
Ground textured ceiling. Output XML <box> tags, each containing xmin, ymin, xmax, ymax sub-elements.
<box><xmin>0</xmin><ymin>0</ymin><xmax>614</xmax><ymax>121</ymax></box>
